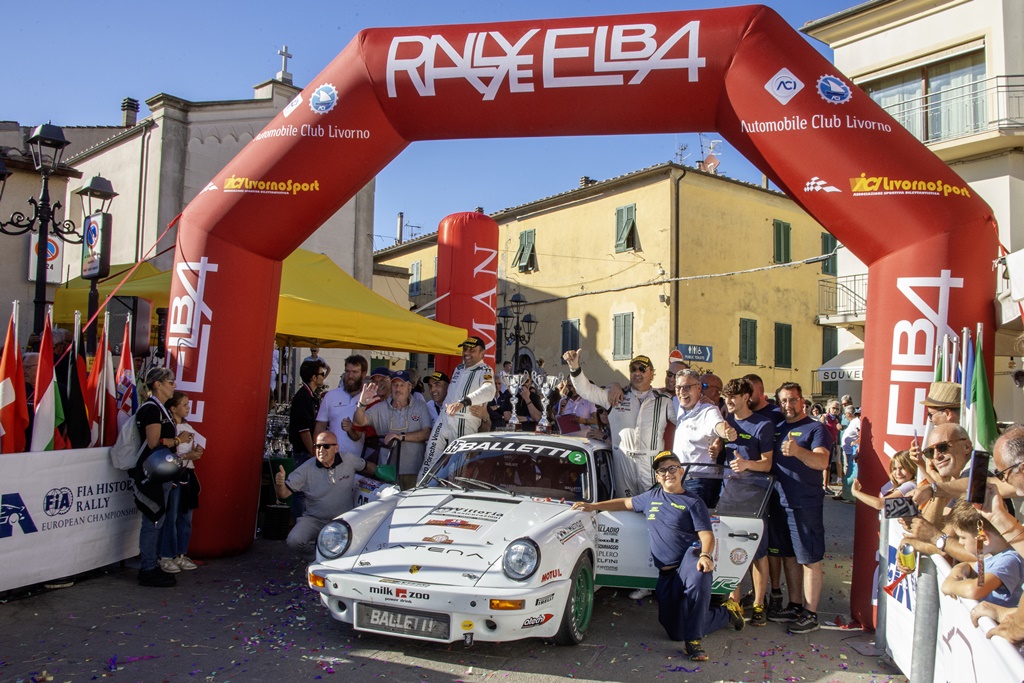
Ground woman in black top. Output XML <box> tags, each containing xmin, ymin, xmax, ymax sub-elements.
<box><xmin>132</xmin><ymin>367</ymin><xmax>193</xmax><ymax>587</ymax></box>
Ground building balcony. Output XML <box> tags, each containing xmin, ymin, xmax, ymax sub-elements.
<box><xmin>882</xmin><ymin>75</ymin><xmax>1024</xmax><ymax>159</ymax></box>
<box><xmin>818</xmin><ymin>274</ymin><xmax>867</xmax><ymax>326</ymax></box>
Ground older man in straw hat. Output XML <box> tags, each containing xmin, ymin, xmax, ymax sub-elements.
<box><xmin>921</xmin><ymin>381</ymin><xmax>961</xmax><ymax>426</ymax></box>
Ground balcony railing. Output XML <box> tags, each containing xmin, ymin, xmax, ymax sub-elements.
<box><xmin>880</xmin><ymin>75</ymin><xmax>1024</xmax><ymax>145</ymax></box>
<box><xmin>819</xmin><ymin>274</ymin><xmax>868</xmax><ymax>319</ymax></box>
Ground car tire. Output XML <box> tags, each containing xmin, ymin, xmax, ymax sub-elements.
<box><xmin>553</xmin><ymin>554</ymin><xmax>594</xmax><ymax>646</ymax></box>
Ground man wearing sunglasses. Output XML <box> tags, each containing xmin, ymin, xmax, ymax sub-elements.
<box><xmin>909</xmin><ymin>423</ymin><xmax>974</xmax><ymax>518</ymax></box>
<box><xmin>920</xmin><ymin>381</ymin><xmax>962</xmax><ymax>426</ymax></box>
<box><xmin>572</xmin><ymin>450</ymin><xmax>744</xmax><ymax>660</ymax></box>
<box><xmin>274</xmin><ymin>432</ymin><xmax>376</xmax><ymax>559</ymax></box>
<box><xmin>563</xmin><ymin>349</ymin><xmax>674</xmax><ymax>498</ymax></box>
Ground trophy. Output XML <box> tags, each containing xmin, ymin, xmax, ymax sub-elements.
<box><xmin>532</xmin><ymin>371</ymin><xmax>564</xmax><ymax>434</ymax></box>
<box><xmin>501</xmin><ymin>371</ymin><xmax>529</xmax><ymax>431</ymax></box>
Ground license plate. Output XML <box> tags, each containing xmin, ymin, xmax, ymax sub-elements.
<box><xmin>354</xmin><ymin>603</ymin><xmax>451</xmax><ymax>641</ymax></box>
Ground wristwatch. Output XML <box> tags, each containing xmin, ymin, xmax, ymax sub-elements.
<box><xmin>935</xmin><ymin>533</ymin><xmax>948</xmax><ymax>551</ymax></box>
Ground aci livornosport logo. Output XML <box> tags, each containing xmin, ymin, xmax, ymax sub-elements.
<box><xmin>309</xmin><ymin>84</ymin><xmax>338</xmax><ymax>114</ymax></box>
<box><xmin>0</xmin><ymin>492</ymin><xmax>38</xmax><ymax>538</ymax></box>
<box><xmin>817</xmin><ymin>75</ymin><xmax>852</xmax><ymax>104</ymax></box>
<box><xmin>765</xmin><ymin>68</ymin><xmax>803</xmax><ymax>105</ymax></box>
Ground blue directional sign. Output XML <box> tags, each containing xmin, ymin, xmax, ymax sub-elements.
<box><xmin>678</xmin><ymin>343</ymin><xmax>712</xmax><ymax>363</ymax></box>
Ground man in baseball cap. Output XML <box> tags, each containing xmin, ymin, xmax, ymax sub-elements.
<box><xmin>459</xmin><ymin>336</ymin><xmax>486</xmax><ymax>349</ymax></box>
<box><xmin>424</xmin><ymin>371</ymin><xmax>450</xmax><ymax>423</ymax></box>
<box><xmin>920</xmin><ymin>381</ymin><xmax>961</xmax><ymax>426</ymax></box>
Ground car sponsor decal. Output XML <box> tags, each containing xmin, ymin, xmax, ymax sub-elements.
<box><xmin>521</xmin><ymin>614</ymin><xmax>554</xmax><ymax>629</ymax></box>
<box><xmin>425</xmin><ymin>518</ymin><xmax>480</xmax><ymax>530</ymax></box>
<box><xmin>567</xmin><ymin>451</ymin><xmax>587</xmax><ymax>465</ymax></box>
<box><xmin>540</xmin><ymin>568</ymin><xmax>563</xmax><ymax>582</ymax></box>
<box><xmin>730</xmin><ymin>548</ymin><xmax>749</xmax><ymax>565</ymax></box>
<box><xmin>448</xmin><ymin>439</ymin><xmax>579</xmax><ymax>458</ymax></box>
<box><xmin>462</xmin><ymin>620</ymin><xmax>474</xmax><ymax>631</ymax></box>
<box><xmin>535</xmin><ymin>593</ymin><xmax>555</xmax><ymax>606</ymax></box>
<box><xmin>410</xmin><ymin>565</ymin><xmax>421</xmax><ymax>574</ymax></box>
<box><xmin>432</xmin><ymin>506</ymin><xmax>503</xmax><ymax>522</ymax></box>
<box><xmin>379</xmin><ymin>578</ymin><xmax>431</xmax><ymax>587</ymax></box>
<box><xmin>423</xmin><ymin>534</ymin><xmax>454</xmax><ymax>544</ymax></box>
<box><xmin>556</xmin><ymin>520</ymin><xmax>586</xmax><ymax>544</ymax></box>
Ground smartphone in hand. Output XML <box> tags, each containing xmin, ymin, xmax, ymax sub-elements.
<box><xmin>883</xmin><ymin>497</ymin><xmax>921</xmax><ymax>519</ymax></box>
<box><xmin>967</xmin><ymin>450</ymin><xmax>991</xmax><ymax>508</ymax></box>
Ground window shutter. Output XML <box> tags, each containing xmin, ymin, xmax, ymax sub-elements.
<box><xmin>512</xmin><ymin>232</ymin><xmax>528</xmax><ymax>268</ymax></box>
<box><xmin>774</xmin><ymin>220</ymin><xmax>791</xmax><ymax>264</ymax></box>
<box><xmin>775</xmin><ymin>323</ymin><xmax>792</xmax><ymax>368</ymax></box>
<box><xmin>409</xmin><ymin>260</ymin><xmax>421</xmax><ymax>296</ymax></box>
<box><xmin>616</xmin><ymin>204</ymin><xmax>637</xmax><ymax>253</ymax></box>
<box><xmin>740</xmin><ymin>318</ymin><xmax>757</xmax><ymax>365</ymax></box>
<box><xmin>821</xmin><ymin>233</ymin><xmax>837</xmax><ymax>275</ymax></box>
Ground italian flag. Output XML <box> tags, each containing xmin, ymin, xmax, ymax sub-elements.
<box><xmin>30</xmin><ymin>314</ymin><xmax>65</xmax><ymax>452</ymax></box>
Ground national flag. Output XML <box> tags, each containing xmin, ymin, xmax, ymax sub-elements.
<box><xmin>30</xmin><ymin>315</ymin><xmax>65</xmax><ymax>452</ymax></box>
<box><xmin>87</xmin><ymin>327</ymin><xmax>118</xmax><ymax>446</ymax></box>
<box><xmin>0</xmin><ymin>313</ymin><xmax>29</xmax><ymax>453</ymax></box>
<box><xmin>965</xmin><ymin>330</ymin><xmax>998</xmax><ymax>451</ymax></box>
<box><xmin>115</xmin><ymin>322</ymin><xmax>136</xmax><ymax>429</ymax></box>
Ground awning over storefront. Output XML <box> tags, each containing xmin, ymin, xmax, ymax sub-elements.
<box><xmin>55</xmin><ymin>249</ymin><xmax>468</xmax><ymax>355</ymax></box>
<box><xmin>818</xmin><ymin>343</ymin><xmax>864</xmax><ymax>382</ymax></box>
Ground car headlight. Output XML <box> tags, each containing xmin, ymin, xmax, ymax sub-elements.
<box><xmin>502</xmin><ymin>538</ymin><xmax>540</xmax><ymax>581</ymax></box>
<box><xmin>317</xmin><ymin>520</ymin><xmax>352</xmax><ymax>559</ymax></box>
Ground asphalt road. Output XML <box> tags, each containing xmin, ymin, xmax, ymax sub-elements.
<box><xmin>0</xmin><ymin>497</ymin><xmax>906</xmax><ymax>683</ymax></box>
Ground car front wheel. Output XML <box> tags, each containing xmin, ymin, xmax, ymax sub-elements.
<box><xmin>554</xmin><ymin>553</ymin><xmax>594</xmax><ymax>645</ymax></box>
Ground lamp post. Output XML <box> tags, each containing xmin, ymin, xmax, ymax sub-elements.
<box><xmin>0</xmin><ymin>123</ymin><xmax>96</xmax><ymax>337</ymax></box>
<box><xmin>75</xmin><ymin>177</ymin><xmax>118</xmax><ymax>355</ymax></box>
<box><xmin>497</xmin><ymin>292</ymin><xmax>538</xmax><ymax>373</ymax></box>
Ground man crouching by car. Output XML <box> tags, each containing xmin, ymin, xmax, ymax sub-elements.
<box><xmin>571</xmin><ymin>450</ymin><xmax>744</xmax><ymax>661</ymax></box>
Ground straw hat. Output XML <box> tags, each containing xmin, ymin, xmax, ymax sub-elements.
<box><xmin>920</xmin><ymin>381</ymin><xmax>961</xmax><ymax>409</ymax></box>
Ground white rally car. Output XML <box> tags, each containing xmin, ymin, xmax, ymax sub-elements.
<box><xmin>307</xmin><ymin>433</ymin><xmax>771</xmax><ymax>645</ymax></box>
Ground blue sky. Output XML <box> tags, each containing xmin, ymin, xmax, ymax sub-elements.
<box><xmin>3</xmin><ymin>1</ymin><xmax>856</xmax><ymax>250</ymax></box>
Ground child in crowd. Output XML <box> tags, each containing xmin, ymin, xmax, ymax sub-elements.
<box><xmin>942</xmin><ymin>500</ymin><xmax>1024</xmax><ymax>608</ymax></box>
<box><xmin>851</xmin><ymin>450</ymin><xmax>918</xmax><ymax>510</ymax></box>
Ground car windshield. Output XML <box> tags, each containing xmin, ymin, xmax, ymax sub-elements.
<box><xmin>423</xmin><ymin>438</ymin><xmax>592</xmax><ymax>501</ymax></box>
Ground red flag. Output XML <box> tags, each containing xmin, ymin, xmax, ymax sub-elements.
<box><xmin>0</xmin><ymin>314</ymin><xmax>29</xmax><ymax>453</ymax></box>
<box><xmin>114</xmin><ymin>322</ymin><xmax>136</xmax><ymax>429</ymax></box>
<box><xmin>87</xmin><ymin>328</ymin><xmax>118</xmax><ymax>446</ymax></box>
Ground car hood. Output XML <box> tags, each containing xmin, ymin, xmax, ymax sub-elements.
<box><xmin>351</xmin><ymin>489</ymin><xmax>568</xmax><ymax>586</ymax></box>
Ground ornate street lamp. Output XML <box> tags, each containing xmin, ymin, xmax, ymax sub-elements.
<box><xmin>497</xmin><ymin>292</ymin><xmax>539</xmax><ymax>372</ymax></box>
<box><xmin>0</xmin><ymin>123</ymin><xmax>81</xmax><ymax>335</ymax></box>
<box><xmin>74</xmin><ymin>176</ymin><xmax>118</xmax><ymax>354</ymax></box>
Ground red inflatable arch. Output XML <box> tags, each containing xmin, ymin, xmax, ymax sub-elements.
<box><xmin>168</xmin><ymin>6</ymin><xmax>996</xmax><ymax>628</ymax></box>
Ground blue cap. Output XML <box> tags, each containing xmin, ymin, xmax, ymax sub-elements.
<box><xmin>370</xmin><ymin>367</ymin><xmax>391</xmax><ymax>378</ymax></box>
<box><xmin>391</xmin><ymin>370</ymin><xmax>413</xmax><ymax>383</ymax></box>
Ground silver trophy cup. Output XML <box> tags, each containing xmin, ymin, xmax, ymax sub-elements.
<box><xmin>532</xmin><ymin>371</ymin><xmax>564</xmax><ymax>434</ymax></box>
<box><xmin>501</xmin><ymin>371</ymin><xmax>529</xmax><ymax>431</ymax></box>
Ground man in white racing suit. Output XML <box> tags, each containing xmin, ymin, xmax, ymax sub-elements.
<box><xmin>420</xmin><ymin>336</ymin><xmax>496</xmax><ymax>478</ymax></box>
<box><xmin>563</xmin><ymin>349</ymin><xmax>673</xmax><ymax>498</ymax></box>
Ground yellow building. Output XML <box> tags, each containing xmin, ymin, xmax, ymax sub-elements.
<box><xmin>375</xmin><ymin>162</ymin><xmax>837</xmax><ymax>397</ymax></box>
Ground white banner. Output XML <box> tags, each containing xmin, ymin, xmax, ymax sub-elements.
<box><xmin>0</xmin><ymin>448</ymin><xmax>141</xmax><ymax>591</ymax></box>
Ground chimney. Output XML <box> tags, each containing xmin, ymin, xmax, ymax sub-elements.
<box><xmin>121</xmin><ymin>98</ymin><xmax>140</xmax><ymax>127</ymax></box>
<box><xmin>579</xmin><ymin>176</ymin><xmax>594</xmax><ymax>188</ymax></box>
<box><xmin>474</xmin><ymin>206</ymin><xmax>484</xmax><ymax>213</ymax></box>
<box><xmin>397</xmin><ymin>212</ymin><xmax>404</xmax><ymax>244</ymax></box>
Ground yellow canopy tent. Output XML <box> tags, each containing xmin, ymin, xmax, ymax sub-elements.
<box><xmin>55</xmin><ymin>249</ymin><xmax>468</xmax><ymax>354</ymax></box>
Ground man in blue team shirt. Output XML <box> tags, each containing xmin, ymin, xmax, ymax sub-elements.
<box><xmin>573</xmin><ymin>450</ymin><xmax>744</xmax><ymax>661</ymax></box>
<box><xmin>766</xmin><ymin>382</ymin><xmax>834</xmax><ymax>634</ymax></box>
<box><xmin>720</xmin><ymin>377</ymin><xmax>775</xmax><ymax>626</ymax></box>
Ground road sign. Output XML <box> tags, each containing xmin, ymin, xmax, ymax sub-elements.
<box><xmin>678</xmin><ymin>343</ymin><xmax>712</xmax><ymax>363</ymax></box>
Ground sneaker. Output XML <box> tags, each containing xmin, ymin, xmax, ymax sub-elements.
<box><xmin>158</xmin><ymin>557</ymin><xmax>182</xmax><ymax>574</ymax></box>
<box><xmin>685</xmin><ymin>640</ymin><xmax>708</xmax><ymax>662</ymax></box>
<box><xmin>750</xmin><ymin>605</ymin><xmax>767</xmax><ymax>627</ymax></box>
<box><xmin>788</xmin><ymin>610</ymin><xmax>820</xmax><ymax>634</ymax></box>
<box><xmin>768</xmin><ymin>602</ymin><xmax>803</xmax><ymax>623</ymax></box>
<box><xmin>767</xmin><ymin>590</ymin><xmax>784</xmax><ymax>614</ymax></box>
<box><xmin>724</xmin><ymin>598</ymin><xmax>745</xmax><ymax>631</ymax></box>
<box><xmin>138</xmin><ymin>568</ymin><xmax>177</xmax><ymax>587</ymax></box>
<box><xmin>629</xmin><ymin>588</ymin><xmax>652</xmax><ymax>600</ymax></box>
<box><xmin>176</xmin><ymin>555</ymin><xmax>198</xmax><ymax>571</ymax></box>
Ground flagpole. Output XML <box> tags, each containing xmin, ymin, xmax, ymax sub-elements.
<box><xmin>11</xmin><ymin>301</ymin><xmax>18</xmax><ymax>351</ymax></box>
<box><xmin>960</xmin><ymin>326</ymin><xmax>970</xmax><ymax>422</ymax></box>
<box><xmin>100</xmin><ymin>311</ymin><xmax>109</xmax><ymax>439</ymax></box>
<box><xmin>71</xmin><ymin>310</ymin><xmax>81</xmax><ymax>389</ymax></box>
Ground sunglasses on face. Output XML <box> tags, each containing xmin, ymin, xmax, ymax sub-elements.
<box><xmin>655</xmin><ymin>465</ymin><xmax>682</xmax><ymax>477</ymax></box>
<box><xmin>315</xmin><ymin>443</ymin><xmax>338</xmax><ymax>450</ymax></box>
<box><xmin>630</xmin><ymin>364</ymin><xmax>649</xmax><ymax>373</ymax></box>
<box><xmin>922</xmin><ymin>438</ymin><xmax>968</xmax><ymax>459</ymax></box>
<box><xmin>994</xmin><ymin>461</ymin><xmax>1023</xmax><ymax>482</ymax></box>
<box><xmin>677</xmin><ymin>383</ymin><xmax>701</xmax><ymax>392</ymax></box>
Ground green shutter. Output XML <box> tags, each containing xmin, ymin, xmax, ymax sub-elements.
<box><xmin>513</xmin><ymin>230</ymin><xmax>536</xmax><ymax>272</ymax></box>
<box><xmin>615</xmin><ymin>204</ymin><xmax>636</xmax><ymax>253</ymax></box>
<box><xmin>739</xmin><ymin>318</ymin><xmax>757</xmax><ymax>365</ymax></box>
<box><xmin>561</xmin><ymin>319</ymin><xmax>580</xmax><ymax>358</ymax></box>
<box><xmin>821</xmin><ymin>232</ymin><xmax>837</xmax><ymax>275</ymax></box>
<box><xmin>409</xmin><ymin>260</ymin><xmax>421</xmax><ymax>296</ymax></box>
<box><xmin>512</xmin><ymin>233</ymin><xmax>527</xmax><ymax>268</ymax></box>
<box><xmin>613</xmin><ymin>312</ymin><xmax>633</xmax><ymax>360</ymax></box>
<box><xmin>775</xmin><ymin>323</ymin><xmax>792</xmax><ymax>368</ymax></box>
<box><xmin>774</xmin><ymin>220</ymin><xmax>791</xmax><ymax>264</ymax></box>
<box><xmin>822</xmin><ymin>325</ymin><xmax>838</xmax><ymax>362</ymax></box>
